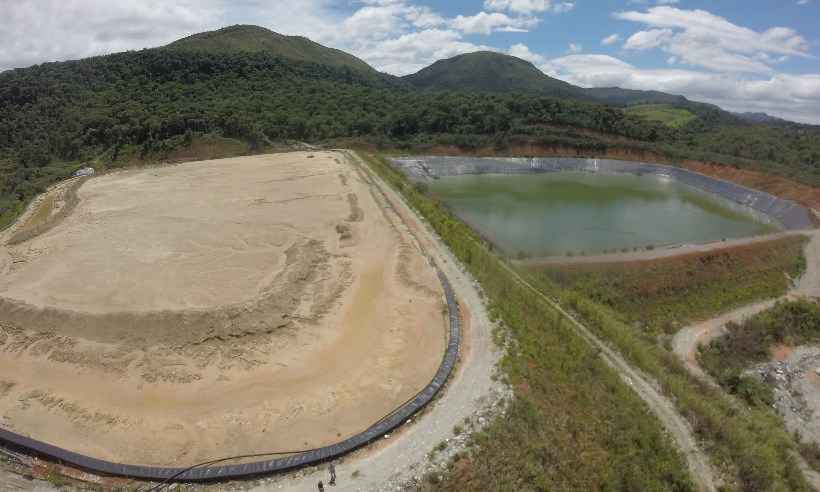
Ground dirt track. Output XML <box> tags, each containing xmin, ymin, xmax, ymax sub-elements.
<box><xmin>0</xmin><ymin>152</ymin><xmax>447</xmax><ymax>467</ymax></box>
<box><xmin>519</xmin><ymin>230</ymin><xmax>805</xmax><ymax>266</ymax></box>
<box><xmin>671</xmin><ymin>227</ymin><xmax>820</xmax><ymax>488</ymax></box>
<box><xmin>672</xmin><ymin>228</ymin><xmax>820</xmax><ymax>382</ymax></box>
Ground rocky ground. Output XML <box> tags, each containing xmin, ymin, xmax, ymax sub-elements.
<box><xmin>749</xmin><ymin>346</ymin><xmax>820</xmax><ymax>446</ymax></box>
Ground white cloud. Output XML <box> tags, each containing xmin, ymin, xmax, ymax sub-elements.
<box><xmin>567</xmin><ymin>43</ymin><xmax>583</xmax><ymax>54</ymax></box>
<box><xmin>0</xmin><ymin>0</ymin><xmax>225</xmax><ymax>70</ymax></box>
<box><xmin>614</xmin><ymin>6</ymin><xmax>810</xmax><ymax>73</ymax></box>
<box><xmin>601</xmin><ymin>34</ymin><xmax>621</xmax><ymax>46</ymax></box>
<box><xmin>542</xmin><ymin>53</ymin><xmax>820</xmax><ymax>123</ymax></box>
<box><xmin>450</xmin><ymin>12</ymin><xmax>538</xmax><ymax>35</ymax></box>
<box><xmin>509</xmin><ymin>43</ymin><xmax>545</xmax><ymax>64</ymax></box>
<box><xmin>484</xmin><ymin>0</ymin><xmax>575</xmax><ymax>14</ymax></box>
<box><xmin>624</xmin><ymin>28</ymin><xmax>673</xmax><ymax>50</ymax></box>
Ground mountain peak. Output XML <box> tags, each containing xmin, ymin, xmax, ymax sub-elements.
<box><xmin>165</xmin><ymin>25</ymin><xmax>375</xmax><ymax>73</ymax></box>
<box><xmin>404</xmin><ymin>51</ymin><xmax>583</xmax><ymax>97</ymax></box>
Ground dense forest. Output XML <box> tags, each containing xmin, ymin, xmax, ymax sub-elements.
<box><xmin>1</xmin><ymin>26</ymin><xmax>819</xmax><ymax>228</ymax></box>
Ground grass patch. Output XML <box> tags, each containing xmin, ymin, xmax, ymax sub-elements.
<box><xmin>359</xmin><ymin>150</ymin><xmax>811</xmax><ymax>491</ymax></box>
<box><xmin>360</xmin><ymin>151</ymin><xmax>693</xmax><ymax>491</ymax></box>
<box><xmin>699</xmin><ymin>299</ymin><xmax>820</xmax><ymax>405</ymax></box>
<box><xmin>164</xmin><ymin>134</ymin><xmax>250</xmax><ymax>162</ymax></box>
<box><xmin>7</xmin><ymin>178</ymin><xmax>84</xmax><ymax>245</ymax></box>
<box><xmin>531</xmin><ymin>236</ymin><xmax>807</xmax><ymax>334</ymax></box>
<box><xmin>626</xmin><ymin>104</ymin><xmax>698</xmax><ymax>129</ymax></box>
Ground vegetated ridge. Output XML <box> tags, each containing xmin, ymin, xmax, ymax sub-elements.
<box><xmin>165</xmin><ymin>24</ymin><xmax>376</xmax><ymax>73</ymax></box>
<box><xmin>403</xmin><ymin>51</ymin><xmax>585</xmax><ymax>99</ymax></box>
<box><xmin>403</xmin><ymin>51</ymin><xmax>728</xmax><ymax>115</ymax></box>
<box><xmin>2</xmin><ymin>24</ymin><xmax>820</xmax><ymax>231</ymax></box>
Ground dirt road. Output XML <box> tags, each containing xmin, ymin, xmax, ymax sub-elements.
<box><xmin>671</xmin><ymin>227</ymin><xmax>820</xmax><ymax>489</ymax></box>
<box><xmin>493</xmin><ymin>262</ymin><xmax>717</xmax><ymax>492</ymax></box>
<box><xmin>671</xmin><ymin>228</ymin><xmax>820</xmax><ymax>383</ymax></box>
<box><xmin>519</xmin><ymin>230</ymin><xmax>804</xmax><ymax>266</ymax></box>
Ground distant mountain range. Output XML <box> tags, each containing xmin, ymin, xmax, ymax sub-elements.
<box><xmin>732</xmin><ymin>112</ymin><xmax>789</xmax><ymax>125</ymax></box>
<box><xmin>156</xmin><ymin>26</ymin><xmax>802</xmax><ymax>126</ymax></box>
<box><xmin>404</xmin><ymin>52</ymin><xmax>675</xmax><ymax>104</ymax></box>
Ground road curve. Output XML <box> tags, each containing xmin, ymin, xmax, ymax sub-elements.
<box><xmin>671</xmin><ymin>228</ymin><xmax>820</xmax><ymax>386</ymax></box>
<box><xmin>671</xmin><ymin>228</ymin><xmax>820</xmax><ymax>489</ymax></box>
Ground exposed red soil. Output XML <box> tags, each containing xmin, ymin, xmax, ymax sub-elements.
<box><xmin>771</xmin><ymin>344</ymin><xmax>795</xmax><ymax>362</ymax></box>
<box><xmin>681</xmin><ymin>160</ymin><xmax>820</xmax><ymax>211</ymax></box>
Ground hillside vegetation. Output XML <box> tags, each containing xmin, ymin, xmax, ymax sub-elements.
<box><xmin>404</xmin><ymin>51</ymin><xmax>584</xmax><ymax>99</ymax></box>
<box><xmin>626</xmin><ymin>104</ymin><xmax>698</xmax><ymax>129</ymax></box>
<box><xmin>535</xmin><ymin>235</ymin><xmax>808</xmax><ymax>334</ymax></box>
<box><xmin>699</xmin><ymin>299</ymin><xmax>820</xmax><ymax>407</ymax></box>
<box><xmin>165</xmin><ymin>25</ymin><xmax>376</xmax><ymax>73</ymax></box>
<box><xmin>2</xmin><ymin>25</ymin><xmax>820</xmax><ymax>230</ymax></box>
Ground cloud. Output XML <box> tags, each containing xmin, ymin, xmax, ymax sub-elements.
<box><xmin>0</xmin><ymin>0</ymin><xmax>225</xmax><ymax>70</ymax></box>
<box><xmin>484</xmin><ymin>0</ymin><xmax>575</xmax><ymax>14</ymax></box>
<box><xmin>450</xmin><ymin>12</ymin><xmax>539</xmax><ymax>35</ymax></box>
<box><xmin>509</xmin><ymin>43</ymin><xmax>546</xmax><ymax>64</ymax></box>
<box><xmin>567</xmin><ymin>43</ymin><xmax>582</xmax><ymax>54</ymax></box>
<box><xmin>601</xmin><ymin>34</ymin><xmax>621</xmax><ymax>46</ymax></box>
<box><xmin>614</xmin><ymin>6</ymin><xmax>810</xmax><ymax>73</ymax></box>
<box><xmin>623</xmin><ymin>28</ymin><xmax>673</xmax><ymax>50</ymax></box>
<box><xmin>541</xmin><ymin>52</ymin><xmax>820</xmax><ymax>123</ymax></box>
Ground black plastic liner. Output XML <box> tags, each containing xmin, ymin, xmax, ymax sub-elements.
<box><xmin>0</xmin><ymin>267</ymin><xmax>461</xmax><ymax>482</ymax></box>
<box><xmin>391</xmin><ymin>156</ymin><xmax>814</xmax><ymax>230</ymax></box>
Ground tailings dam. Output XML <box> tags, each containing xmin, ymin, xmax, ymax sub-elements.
<box><xmin>391</xmin><ymin>157</ymin><xmax>813</xmax><ymax>257</ymax></box>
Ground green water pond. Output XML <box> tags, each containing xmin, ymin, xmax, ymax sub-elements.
<box><xmin>427</xmin><ymin>172</ymin><xmax>777</xmax><ymax>257</ymax></box>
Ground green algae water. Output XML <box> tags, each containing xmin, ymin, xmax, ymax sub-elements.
<box><xmin>428</xmin><ymin>172</ymin><xmax>777</xmax><ymax>257</ymax></box>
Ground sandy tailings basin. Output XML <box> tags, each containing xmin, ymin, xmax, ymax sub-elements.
<box><xmin>0</xmin><ymin>152</ymin><xmax>446</xmax><ymax>467</ymax></box>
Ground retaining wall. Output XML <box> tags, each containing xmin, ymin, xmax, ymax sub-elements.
<box><xmin>0</xmin><ymin>267</ymin><xmax>461</xmax><ymax>483</ymax></box>
<box><xmin>391</xmin><ymin>156</ymin><xmax>814</xmax><ymax>231</ymax></box>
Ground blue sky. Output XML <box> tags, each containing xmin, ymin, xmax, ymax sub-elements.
<box><xmin>3</xmin><ymin>1</ymin><xmax>819</xmax><ymax>122</ymax></box>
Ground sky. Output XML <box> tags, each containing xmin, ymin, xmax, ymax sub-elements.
<box><xmin>2</xmin><ymin>0</ymin><xmax>819</xmax><ymax>123</ymax></box>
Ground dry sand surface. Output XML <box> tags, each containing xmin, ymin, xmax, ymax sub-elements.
<box><xmin>0</xmin><ymin>152</ymin><xmax>446</xmax><ymax>467</ymax></box>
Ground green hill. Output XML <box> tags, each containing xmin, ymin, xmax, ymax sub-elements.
<box><xmin>165</xmin><ymin>25</ymin><xmax>377</xmax><ymax>73</ymax></box>
<box><xmin>403</xmin><ymin>52</ymin><xmax>735</xmax><ymax>124</ymax></box>
<box><xmin>2</xmin><ymin>29</ymin><xmax>820</xmax><ymax>230</ymax></box>
<box><xmin>403</xmin><ymin>51</ymin><xmax>585</xmax><ymax>99</ymax></box>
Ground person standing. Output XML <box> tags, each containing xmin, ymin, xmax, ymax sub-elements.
<box><xmin>329</xmin><ymin>463</ymin><xmax>337</xmax><ymax>486</ymax></box>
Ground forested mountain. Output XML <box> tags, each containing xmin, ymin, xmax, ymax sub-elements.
<box><xmin>165</xmin><ymin>25</ymin><xmax>377</xmax><ymax>74</ymax></box>
<box><xmin>1</xmin><ymin>25</ymin><xmax>819</xmax><ymax>229</ymax></box>
<box><xmin>401</xmin><ymin>51</ymin><xmax>731</xmax><ymax>120</ymax></box>
<box><xmin>404</xmin><ymin>52</ymin><xmax>585</xmax><ymax>99</ymax></box>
